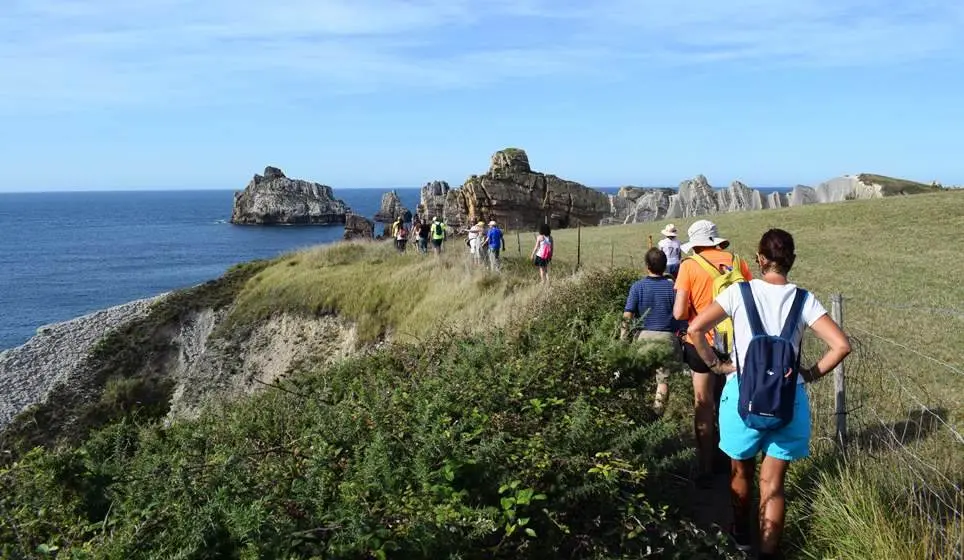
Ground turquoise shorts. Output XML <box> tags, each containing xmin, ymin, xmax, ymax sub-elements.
<box><xmin>719</xmin><ymin>377</ymin><xmax>811</xmax><ymax>461</ymax></box>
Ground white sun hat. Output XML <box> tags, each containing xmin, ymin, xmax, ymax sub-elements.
<box><xmin>660</xmin><ymin>223</ymin><xmax>678</xmax><ymax>237</ymax></box>
<box><xmin>680</xmin><ymin>219</ymin><xmax>729</xmax><ymax>253</ymax></box>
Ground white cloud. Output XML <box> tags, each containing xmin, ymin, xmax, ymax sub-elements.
<box><xmin>1</xmin><ymin>0</ymin><xmax>961</xmax><ymax>111</ymax></box>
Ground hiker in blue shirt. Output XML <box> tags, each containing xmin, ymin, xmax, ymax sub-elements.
<box><xmin>621</xmin><ymin>248</ymin><xmax>684</xmax><ymax>415</ymax></box>
<box><xmin>485</xmin><ymin>220</ymin><xmax>506</xmax><ymax>272</ymax></box>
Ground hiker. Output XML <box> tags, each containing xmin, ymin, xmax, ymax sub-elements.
<box><xmin>658</xmin><ymin>223</ymin><xmax>682</xmax><ymax>279</ymax></box>
<box><xmin>687</xmin><ymin>228</ymin><xmax>850</xmax><ymax>558</ymax></box>
<box><xmin>430</xmin><ymin>217</ymin><xmax>446</xmax><ymax>256</ymax></box>
<box><xmin>391</xmin><ymin>217</ymin><xmax>402</xmax><ymax>240</ymax></box>
<box><xmin>621</xmin><ymin>248</ymin><xmax>683</xmax><ymax>415</ymax></box>
<box><xmin>468</xmin><ymin>221</ymin><xmax>485</xmax><ymax>266</ymax></box>
<box><xmin>394</xmin><ymin>220</ymin><xmax>408</xmax><ymax>253</ymax></box>
<box><xmin>530</xmin><ymin>223</ymin><xmax>553</xmax><ymax>283</ymax></box>
<box><xmin>673</xmin><ymin>219</ymin><xmax>753</xmax><ymax>488</ymax></box>
<box><xmin>486</xmin><ymin>220</ymin><xmax>505</xmax><ymax>272</ymax></box>
<box><xmin>417</xmin><ymin>219</ymin><xmax>431</xmax><ymax>254</ymax></box>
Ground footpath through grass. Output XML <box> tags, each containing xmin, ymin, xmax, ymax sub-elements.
<box><xmin>551</xmin><ymin>191</ymin><xmax>964</xmax><ymax>559</ymax></box>
<box><xmin>0</xmin><ymin>269</ymin><xmax>741</xmax><ymax>559</ymax></box>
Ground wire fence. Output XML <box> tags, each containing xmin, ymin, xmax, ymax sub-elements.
<box><xmin>800</xmin><ymin>295</ymin><xmax>964</xmax><ymax>558</ymax></box>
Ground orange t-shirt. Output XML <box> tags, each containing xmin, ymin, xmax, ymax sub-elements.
<box><xmin>675</xmin><ymin>248</ymin><xmax>753</xmax><ymax>343</ymax></box>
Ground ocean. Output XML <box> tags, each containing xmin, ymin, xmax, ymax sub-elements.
<box><xmin>0</xmin><ymin>188</ymin><xmax>424</xmax><ymax>350</ymax></box>
<box><xmin>0</xmin><ymin>185</ymin><xmax>790</xmax><ymax>350</ymax></box>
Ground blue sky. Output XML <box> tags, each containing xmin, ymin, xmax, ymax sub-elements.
<box><xmin>1</xmin><ymin>0</ymin><xmax>962</xmax><ymax>192</ymax></box>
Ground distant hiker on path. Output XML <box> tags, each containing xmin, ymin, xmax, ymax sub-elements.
<box><xmin>621</xmin><ymin>248</ymin><xmax>683</xmax><ymax>415</ymax></box>
<box><xmin>659</xmin><ymin>224</ymin><xmax>682</xmax><ymax>278</ymax></box>
<box><xmin>687</xmin><ymin>228</ymin><xmax>850</xmax><ymax>558</ymax></box>
<box><xmin>431</xmin><ymin>217</ymin><xmax>446</xmax><ymax>256</ymax></box>
<box><xmin>394</xmin><ymin>221</ymin><xmax>408</xmax><ymax>253</ymax></box>
<box><xmin>486</xmin><ymin>220</ymin><xmax>506</xmax><ymax>272</ymax></box>
<box><xmin>673</xmin><ymin>219</ymin><xmax>753</xmax><ymax>489</ymax></box>
<box><xmin>417</xmin><ymin>220</ymin><xmax>431</xmax><ymax>254</ymax></box>
<box><xmin>468</xmin><ymin>221</ymin><xmax>485</xmax><ymax>266</ymax></box>
<box><xmin>530</xmin><ymin>223</ymin><xmax>553</xmax><ymax>284</ymax></box>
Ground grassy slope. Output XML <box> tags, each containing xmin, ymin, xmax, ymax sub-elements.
<box><xmin>858</xmin><ymin>173</ymin><xmax>942</xmax><ymax>195</ymax></box>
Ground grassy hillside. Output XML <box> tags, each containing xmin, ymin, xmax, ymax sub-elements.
<box><xmin>857</xmin><ymin>173</ymin><xmax>942</xmax><ymax>195</ymax></box>
<box><xmin>2</xmin><ymin>191</ymin><xmax>962</xmax><ymax>558</ymax></box>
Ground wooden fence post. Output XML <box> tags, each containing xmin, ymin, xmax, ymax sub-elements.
<box><xmin>576</xmin><ymin>222</ymin><xmax>582</xmax><ymax>271</ymax></box>
<box><xmin>831</xmin><ymin>293</ymin><xmax>847</xmax><ymax>448</ymax></box>
<box><xmin>610</xmin><ymin>242</ymin><xmax>615</xmax><ymax>269</ymax></box>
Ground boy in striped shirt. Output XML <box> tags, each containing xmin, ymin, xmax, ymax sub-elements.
<box><xmin>621</xmin><ymin>248</ymin><xmax>684</xmax><ymax>415</ymax></box>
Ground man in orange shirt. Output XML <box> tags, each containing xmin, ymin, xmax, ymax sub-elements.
<box><xmin>673</xmin><ymin>220</ymin><xmax>752</xmax><ymax>488</ymax></box>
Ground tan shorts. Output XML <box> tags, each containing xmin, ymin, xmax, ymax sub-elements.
<box><xmin>635</xmin><ymin>330</ymin><xmax>684</xmax><ymax>384</ymax></box>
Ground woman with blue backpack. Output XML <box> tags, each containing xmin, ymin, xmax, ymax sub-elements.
<box><xmin>687</xmin><ymin>229</ymin><xmax>851</xmax><ymax>559</ymax></box>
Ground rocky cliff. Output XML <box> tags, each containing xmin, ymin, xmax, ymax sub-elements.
<box><xmin>417</xmin><ymin>181</ymin><xmax>451</xmax><ymax>222</ymax></box>
<box><xmin>419</xmin><ymin>149</ymin><xmax>610</xmax><ymax>230</ymax></box>
<box><xmin>0</xmin><ymin>266</ymin><xmax>358</xmax><ymax>442</ymax></box>
<box><xmin>606</xmin><ymin>173</ymin><xmax>936</xmax><ymax>225</ymax></box>
<box><xmin>231</xmin><ymin>166</ymin><xmax>350</xmax><ymax>225</ymax></box>
<box><xmin>343</xmin><ymin>213</ymin><xmax>375</xmax><ymax>240</ymax></box>
<box><xmin>373</xmin><ymin>190</ymin><xmax>412</xmax><ymax>223</ymax></box>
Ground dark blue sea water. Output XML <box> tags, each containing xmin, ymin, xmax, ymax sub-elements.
<box><xmin>0</xmin><ymin>188</ymin><xmax>422</xmax><ymax>350</ymax></box>
<box><xmin>0</xmin><ymin>185</ymin><xmax>791</xmax><ymax>350</ymax></box>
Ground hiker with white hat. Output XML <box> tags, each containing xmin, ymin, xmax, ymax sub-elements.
<box><xmin>658</xmin><ymin>223</ymin><xmax>682</xmax><ymax>279</ymax></box>
<box><xmin>468</xmin><ymin>221</ymin><xmax>486</xmax><ymax>266</ymax></box>
<box><xmin>672</xmin><ymin>219</ymin><xmax>753</xmax><ymax>489</ymax></box>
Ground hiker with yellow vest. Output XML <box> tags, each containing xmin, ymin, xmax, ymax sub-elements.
<box><xmin>673</xmin><ymin>219</ymin><xmax>752</xmax><ymax>489</ymax></box>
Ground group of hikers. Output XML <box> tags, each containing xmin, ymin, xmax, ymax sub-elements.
<box><xmin>622</xmin><ymin>220</ymin><xmax>851</xmax><ymax>559</ymax></box>
<box><xmin>388</xmin><ymin>215</ymin><xmax>554</xmax><ymax>283</ymax></box>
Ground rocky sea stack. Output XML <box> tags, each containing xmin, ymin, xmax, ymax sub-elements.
<box><xmin>373</xmin><ymin>190</ymin><xmax>412</xmax><ymax>223</ymax></box>
<box><xmin>231</xmin><ymin>166</ymin><xmax>349</xmax><ymax>225</ymax></box>
<box><xmin>420</xmin><ymin>148</ymin><xmax>610</xmax><ymax>230</ymax></box>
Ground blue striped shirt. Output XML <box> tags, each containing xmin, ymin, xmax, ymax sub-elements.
<box><xmin>625</xmin><ymin>276</ymin><xmax>679</xmax><ymax>332</ymax></box>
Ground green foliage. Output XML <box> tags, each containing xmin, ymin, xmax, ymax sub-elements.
<box><xmin>0</xmin><ymin>259</ymin><xmax>272</xmax><ymax>460</ymax></box>
<box><xmin>0</xmin><ymin>269</ymin><xmax>737</xmax><ymax>559</ymax></box>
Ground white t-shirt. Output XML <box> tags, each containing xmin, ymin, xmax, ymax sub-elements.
<box><xmin>716</xmin><ymin>279</ymin><xmax>828</xmax><ymax>384</ymax></box>
<box><xmin>658</xmin><ymin>237</ymin><xmax>682</xmax><ymax>265</ymax></box>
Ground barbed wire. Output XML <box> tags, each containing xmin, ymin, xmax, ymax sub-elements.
<box><xmin>844</xmin><ymin>296</ymin><xmax>964</xmax><ymax>320</ymax></box>
<box><xmin>847</xmin><ymin>323</ymin><xmax>964</xmax><ymax>377</ymax></box>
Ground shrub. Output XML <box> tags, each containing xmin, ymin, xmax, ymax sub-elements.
<box><xmin>0</xmin><ymin>269</ymin><xmax>737</xmax><ymax>559</ymax></box>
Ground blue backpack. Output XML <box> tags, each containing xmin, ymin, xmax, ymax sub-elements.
<box><xmin>736</xmin><ymin>283</ymin><xmax>808</xmax><ymax>431</ymax></box>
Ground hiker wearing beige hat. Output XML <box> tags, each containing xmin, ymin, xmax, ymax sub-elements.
<box><xmin>673</xmin><ymin>219</ymin><xmax>753</xmax><ymax>489</ymax></box>
<box><xmin>468</xmin><ymin>220</ymin><xmax>486</xmax><ymax>266</ymax></box>
<box><xmin>658</xmin><ymin>223</ymin><xmax>682</xmax><ymax>279</ymax></box>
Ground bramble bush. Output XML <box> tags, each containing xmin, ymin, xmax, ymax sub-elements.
<box><xmin>0</xmin><ymin>269</ymin><xmax>738</xmax><ymax>559</ymax></box>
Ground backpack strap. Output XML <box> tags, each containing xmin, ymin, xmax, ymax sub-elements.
<box><xmin>779</xmin><ymin>288</ymin><xmax>809</xmax><ymax>340</ymax></box>
<box><xmin>692</xmin><ymin>254</ymin><xmax>721</xmax><ymax>278</ymax></box>
<box><xmin>737</xmin><ymin>282</ymin><xmax>766</xmax><ymax>337</ymax></box>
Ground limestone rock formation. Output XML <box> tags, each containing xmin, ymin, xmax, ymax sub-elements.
<box><xmin>417</xmin><ymin>181</ymin><xmax>451</xmax><ymax>223</ymax></box>
<box><xmin>373</xmin><ymin>190</ymin><xmax>412</xmax><ymax>223</ymax></box>
<box><xmin>231</xmin><ymin>166</ymin><xmax>349</xmax><ymax>225</ymax></box>
<box><xmin>428</xmin><ymin>149</ymin><xmax>610</xmax><ymax>230</ymax></box>
<box><xmin>789</xmin><ymin>185</ymin><xmax>820</xmax><ymax>206</ymax></box>
<box><xmin>343</xmin><ymin>213</ymin><xmax>375</xmax><ymax>240</ymax></box>
<box><xmin>607</xmin><ymin>177</ymin><xmax>808</xmax><ymax>225</ymax></box>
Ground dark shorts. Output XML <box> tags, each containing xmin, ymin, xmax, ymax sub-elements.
<box><xmin>681</xmin><ymin>341</ymin><xmax>729</xmax><ymax>374</ymax></box>
<box><xmin>431</xmin><ymin>239</ymin><xmax>443</xmax><ymax>247</ymax></box>
<box><xmin>667</xmin><ymin>262</ymin><xmax>680</xmax><ymax>279</ymax></box>
<box><xmin>533</xmin><ymin>256</ymin><xmax>551</xmax><ymax>267</ymax></box>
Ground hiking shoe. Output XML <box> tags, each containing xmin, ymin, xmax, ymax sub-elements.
<box><xmin>728</xmin><ymin>524</ymin><xmax>752</xmax><ymax>552</ymax></box>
